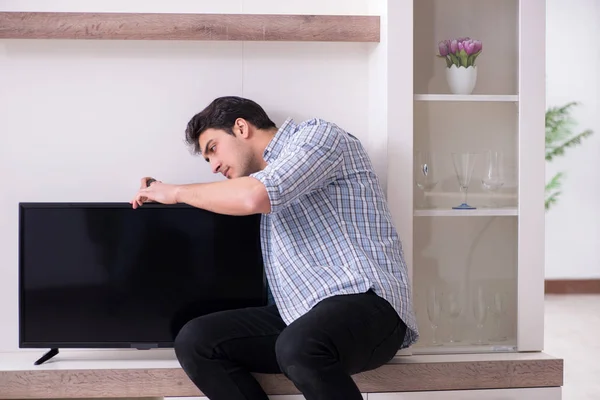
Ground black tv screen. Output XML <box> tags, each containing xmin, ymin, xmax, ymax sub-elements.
<box><xmin>19</xmin><ymin>202</ymin><xmax>266</xmax><ymax>349</ymax></box>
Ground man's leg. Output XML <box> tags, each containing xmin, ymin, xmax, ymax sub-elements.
<box><xmin>275</xmin><ymin>290</ymin><xmax>407</xmax><ymax>400</ymax></box>
<box><xmin>174</xmin><ymin>305</ymin><xmax>286</xmax><ymax>400</ymax></box>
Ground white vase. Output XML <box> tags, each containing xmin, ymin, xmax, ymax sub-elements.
<box><xmin>445</xmin><ymin>65</ymin><xmax>478</xmax><ymax>95</ymax></box>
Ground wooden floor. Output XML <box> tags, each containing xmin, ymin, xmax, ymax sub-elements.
<box><xmin>0</xmin><ymin>350</ymin><xmax>562</xmax><ymax>399</ymax></box>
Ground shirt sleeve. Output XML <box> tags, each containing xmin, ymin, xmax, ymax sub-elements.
<box><xmin>250</xmin><ymin>121</ymin><xmax>344</xmax><ymax>214</ymax></box>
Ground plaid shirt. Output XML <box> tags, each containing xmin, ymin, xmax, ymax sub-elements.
<box><xmin>250</xmin><ymin>118</ymin><xmax>418</xmax><ymax>348</ymax></box>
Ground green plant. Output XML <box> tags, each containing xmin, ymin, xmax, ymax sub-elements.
<box><xmin>545</xmin><ymin>101</ymin><xmax>594</xmax><ymax>211</ymax></box>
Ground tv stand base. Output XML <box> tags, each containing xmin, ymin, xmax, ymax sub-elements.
<box><xmin>34</xmin><ymin>348</ymin><xmax>59</xmax><ymax>365</ymax></box>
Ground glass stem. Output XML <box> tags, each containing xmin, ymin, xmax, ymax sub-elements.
<box><xmin>454</xmin><ymin>318</ymin><xmax>461</xmax><ymax>342</ymax></box>
<box><xmin>478</xmin><ymin>324</ymin><xmax>484</xmax><ymax>344</ymax></box>
<box><xmin>495</xmin><ymin>317</ymin><xmax>501</xmax><ymax>338</ymax></box>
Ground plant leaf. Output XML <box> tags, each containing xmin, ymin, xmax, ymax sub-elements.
<box><xmin>546</xmin><ymin>129</ymin><xmax>594</xmax><ymax>161</ymax></box>
<box><xmin>449</xmin><ymin>53</ymin><xmax>460</xmax><ymax>67</ymax></box>
<box><xmin>459</xmin><ymin>49</ymin><xmax>468</xmax><ymax>67</ymax></box>
<box><xmin>468</xmin><ymin>50</ymin><xmax>482</xmax><ymax>67</ymax></box>
<box><xmin>545</xmin><ymin>190</ymin><xmax>561</xmax><ymax>211</ymax></box>
<box><xmin>545</xmin><ymin>101</ymin><xmax>580</xmax><ymax>146</ymax></box>
<box><xmin>545</xmin><ymin>171</ymin><xmax>564</xmax><ymax>211</ymax></box>
<box><xmin>545</xmin><ymin>101</ymin><xmax>595</xmax><ymax>211</ymax></box>
<box><xmin>545</xmin><ymin>172</ymin><xmax>564</xmax><ymax>193</ymax></box>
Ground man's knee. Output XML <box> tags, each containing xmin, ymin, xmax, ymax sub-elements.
<box><xmin>275</xmin><ymin>327</ymin><xmax>332</xmax><ymax>380</ymax></box>
<box><xmin>174</xmin><ymin>315</ymin><xmax>219</xmax><ymax>364</ymax></box>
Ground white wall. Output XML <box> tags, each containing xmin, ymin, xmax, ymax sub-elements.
<box><xmin>545</xmin><ymin>0</ymin><xmax>600</xmax><ymax>279</ymax></box>
<box><xmin>0</xmin><ymin>0</ymin><xmax>376</xmax><ymax>352</ymax></box>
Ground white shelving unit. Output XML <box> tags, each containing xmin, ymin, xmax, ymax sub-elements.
<box><xmin>385</xmin><ymin>0</ymin><xmax>546</xmax><ymax>358</ymax></box>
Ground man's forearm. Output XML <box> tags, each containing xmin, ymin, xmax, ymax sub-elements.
<box><xmin>175</xmin><ymin>177</ymin><xmax>271</xmax><ymax>215</ymax></box>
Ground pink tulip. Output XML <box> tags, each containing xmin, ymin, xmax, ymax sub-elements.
<box><xmin>473</xmin><ymin>40</ymin><xmax>482</xmax><ymax>53</ymax></box>
<box><xmin>438</xmin><ymin>41</ymin><xmax>449</xmax><ymax>56</ymax></box>
<box><xmin>458</xmin><ymin>41</ymin><xmax>465</xmax><ymax>52</ymax></box>
<box><xmin>464</xmin><ymin>40</ymin><xmax>475</xmax><ymax>55</ymax></box>
<box><xmin>450</xmin><ymin>40</ymin><xmax>458</xmax><ymax>53</ymax></box>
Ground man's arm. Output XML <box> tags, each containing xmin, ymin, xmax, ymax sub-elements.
<box><xmin>130</xmin><ymin>177</ymin><xmax>270</xmax><ymax>215</ymax></box>
<box><xmin>176</xmin><ymin>177</ymin><xmax>270</xmax><ymax>215</ymax></box>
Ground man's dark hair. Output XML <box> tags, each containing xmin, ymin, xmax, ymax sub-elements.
<box><xmin>185</xmin><ymin>96</ymin><xmax>276</xmax><ymax>154</ymax></box>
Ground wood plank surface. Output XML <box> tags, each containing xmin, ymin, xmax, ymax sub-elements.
<box><xmin>0</xmin><ymin>12</ymin><xmax>380</xmax><ymax>42</ymax></box>
<box><xmin>0</xmin><ymin>357</ymin><xmax>563</xmax><ymax>398</ymax></box>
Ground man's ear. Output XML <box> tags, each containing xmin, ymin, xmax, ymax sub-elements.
<box><xmin>234</xmin><ymin>118</ymin><xmax>249</xmax><ymax>138</ymax></box>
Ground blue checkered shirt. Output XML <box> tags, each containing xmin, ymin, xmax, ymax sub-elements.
<box><xmin>250</xmin><ymin>118</ymin><xmax>419</xmax><ymax>348</ymax></box>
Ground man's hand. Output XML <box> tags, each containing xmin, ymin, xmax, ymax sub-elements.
<box><xmin>130</xmin><ymin>177</ymin><xmax>180</xmax><ymax>209</ymax></box>
<box><xmin>130</xmin><ymin>177</ymin><xmax>156</xmax><ymax>206</ymax></box>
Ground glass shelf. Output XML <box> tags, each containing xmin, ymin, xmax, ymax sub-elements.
<box><xmin>412</xmin><ymin>342</ymin><xmax>517</xmax><ymax>355</ymax></box>
<box><xmin>414</xmin><ymin>208</ymin><xmax>518</xmax><ymax>217</ymax></box>
<box><xmin>414</xmin><ymin>94</ymin><xmax>519</xmax><ymax>102</ymax></box>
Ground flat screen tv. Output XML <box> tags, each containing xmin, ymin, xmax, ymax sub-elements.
<box><xmin>18</xmin><ymin>202</ymin><xmax>266</xmax><ymax>365</ymax></box>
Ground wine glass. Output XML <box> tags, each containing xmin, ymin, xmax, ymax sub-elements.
<box><xmin>471</xmin><ymin>285</ymin><xmax>488</xmax><ymax>345</ymax></box>
<box><xmin>489</xmin><ymin>291</ymin><xmax>508</xmax><ymax>342</ymax></box>
<box><xmin>451</xmin><ymin>152</ymin><xmax>478</xmax><ymax>210</ymax></box>
<box><xmin>443</xmin><ymin>287</ymin><xmax>463</xmax><ymax>343</ymax></box>
<box><xmin>415</xmin><ymin>151</ymin><xmax>438</xmax><ymax>209</ymax></box>
<box><xmin>426</xmin><ymin>285</ymin><xmax>442</xmax><ymax>346</ymax></box>
<box><xmin>481</xmin><ymin>150</ymin><xmax>505</xmax><ymax>207</ymax></box>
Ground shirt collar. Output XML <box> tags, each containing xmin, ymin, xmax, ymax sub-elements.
<box><xmin>263</xmin><ymin>117</ymin><xmax>296</xmax><ymax>162</ymax></box>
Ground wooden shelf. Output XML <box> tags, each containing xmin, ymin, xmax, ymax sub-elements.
<box><xmin>413</xmin><ymin>343</ymin><xmax>518</xmax><ymax>355</ymax></box>
<box><xmin>414</xmin><ymin>207</ymin><xmax>518</xmax><ymax>217</ymax></box>
<box><xmin>0</xmin><ymin>12</ymin><xmax>380</xmax><ymax>42</ymax></box>
<box><xmin>414</xmin><ymin>94</ymin><xmax>519</xmax><ymax>102</ymax></box>
<box><xmin>0</xmin><ymin>350</ymin><xmax>563</xmax><ymax>398</ymax></box>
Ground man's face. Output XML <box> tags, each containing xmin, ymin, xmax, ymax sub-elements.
<box><xmin>199</xmin><ymin>128</ymin><xmax>259</xmax><ymax>179</ymax></box>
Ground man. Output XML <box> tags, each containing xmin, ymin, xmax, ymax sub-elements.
<box><xmin>130</xmin><ymin>96</ymin><xmax>418</xmax><ymax>400</ymax></box>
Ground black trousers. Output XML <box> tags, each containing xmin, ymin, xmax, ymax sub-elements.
<box><xmin>174</xmin><ymin>289</ymin><xmax>407</xmax><ymax>400</ymax></box>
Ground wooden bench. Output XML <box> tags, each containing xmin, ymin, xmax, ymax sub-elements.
<box><xmin>0</xmin><ymin>349</ymin><xmax>563</xmax><ymax>399</ymax></box>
